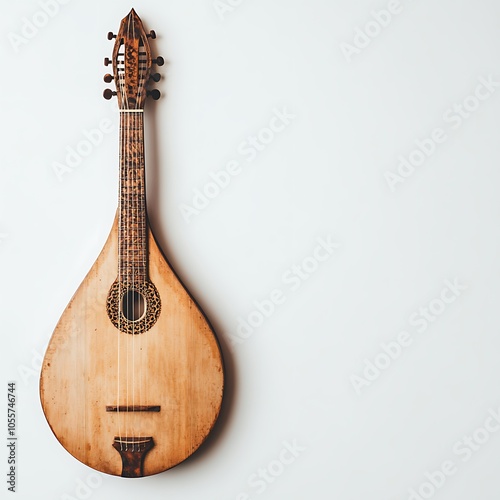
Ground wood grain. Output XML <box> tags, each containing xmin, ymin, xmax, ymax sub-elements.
<box><xmin>40</xmin><ymin>216</ymin><xmax>224</xmax><ymax>476</ymax></box>
<box><xmin>118</xmin><ymin>112</ymin><xmax>148</xmax><ymax>281</ymax></box>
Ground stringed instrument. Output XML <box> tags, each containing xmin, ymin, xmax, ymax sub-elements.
<box><xmin>40</xmin><ymin>9</ymin><xmax>224</xmax><ymax>478</ymax></box>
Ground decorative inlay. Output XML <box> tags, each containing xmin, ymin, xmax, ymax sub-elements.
<box><xmin>106</xmin><ymin>279</ymin><xmax>161</xmax><ymax>334</ymax></box>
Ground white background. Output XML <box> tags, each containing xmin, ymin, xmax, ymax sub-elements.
<box><xmin>2</xmin><ymin>0</ymin><xmax>500</xmax><ymax>499</ymax></box>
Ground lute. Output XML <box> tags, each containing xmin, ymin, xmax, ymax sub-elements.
<box><xmin>40</xmin><ymin>9</ymin><xmax>224</xmax><ymax>478</ymax></box>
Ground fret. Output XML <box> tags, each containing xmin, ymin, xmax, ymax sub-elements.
<box><xmin>118</xmin><ymin>112</ymin><xmax>148</xmax><ymax>282</ymax></box>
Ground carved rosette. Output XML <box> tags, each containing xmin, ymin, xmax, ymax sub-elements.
<box><xmin>106</xmin><ymin>280</ymin><xmax>161</xmax><ymax>334</ymax></box>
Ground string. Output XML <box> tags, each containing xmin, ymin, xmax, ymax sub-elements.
<box><xmin>116</xmin><ymin>10</ymin><xmax>150</xmax><ymax>453</ymax></box>
<box><xmin>133</xmin><ymin>21</ymin><xmax>148</xmax><ymax>452</ymax></box>
<box><xmin>125</xmin><ymin>12</ymin><xmax>134</xmax><ymax>451</ymax></box>
<box><xmin>131</xmin><ymin>14</ymin><xmax>136</xmax><ymax>452</ymax></box>
<box><xmin>117</xmin><ymin>50</ymin><xmax>124</xmax><ymax>452</ymax></box>
<box><xmin>117</xmin><ymin>16</ymin><xmax>132</xmax><ymax>450</ymax></box>
<box><xmin>132</xmin><ymin>15</ymin><xmax>142</xmax><ymax>449</ymax></box>
<box><xmin>135</xmin><ymin>74</ymin><xmax>139</xmax><ymax>450</ymax></box>
<box><xmin>137</xmin><ymin>41</ymin><xmax>145</xmax><ymax>452</ymax></box>
<box><xmin>139</xmin><ymin>79</ymin><xmax>144</xmax><ymax>446</ymax></box>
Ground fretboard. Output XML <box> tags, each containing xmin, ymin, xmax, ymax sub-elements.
<box><xmin>118</xmin><ymin>111</ymin><xmax>148</xmax><ymax>283</ymax></box>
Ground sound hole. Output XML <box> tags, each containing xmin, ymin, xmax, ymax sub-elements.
<box><xmin>121</xmin><ymin>290</ymin><xmax>146</xmax><ymax>321</ymax></box>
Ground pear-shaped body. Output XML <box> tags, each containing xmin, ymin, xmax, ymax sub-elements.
<box><xmin>40</xmin><ymin>217</ymin><xmax>224</xmax><ymax>477</ymax></box>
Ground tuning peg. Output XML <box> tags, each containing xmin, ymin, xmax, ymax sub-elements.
<box><xmin>147</xmin><ymin>30</ymin><xmax>156</xmax><ymax>39</ymax></box>
<box><xmin>103</xmin><ymin>89</ymin><xmax>117</xmax><ymax>100</ymax></box>
<box><xmin>147</xmin><ymin>89</ymin><xmax>161</xmax><ymax>100</ymax></box>
<box><xmin>107</xmin><ymin>32</ymin><xmax>117</xmax><ymax>40</ymax></box>
<box><xmin>152</xmin><ymin>56</ymin><xmax>164</xmax><ymax>66</ymax></box>
<box><xmin>104</xmin><ymin>57</ymin><xmax>112</xmax><ymax>66</ymax></box>
<box><xmin>150</xmin><ymin>73</ymin><xmax>161</xmax><ymax>82</ymax></box>
<box><xmin>103</xmin><ymin>74</ymin><xmax>114</xmax><ymax>83</ymax></box>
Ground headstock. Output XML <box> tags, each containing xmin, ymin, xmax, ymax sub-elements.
<box><xmin>103</xmin><ymin>9</ymin><xmax>164</xmax><ymax>109</ymax></box>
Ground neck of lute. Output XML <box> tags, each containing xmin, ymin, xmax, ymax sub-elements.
<box><xmin>118</xmin><ymin>110</ymin><xmax>148</xmax><ymax>283</ymax></box>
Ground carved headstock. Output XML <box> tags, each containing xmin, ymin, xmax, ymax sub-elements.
<box><xmin>103</xmin><ymin>9</ymin><xmax>163</xmax><ymax>109</ymax></box>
